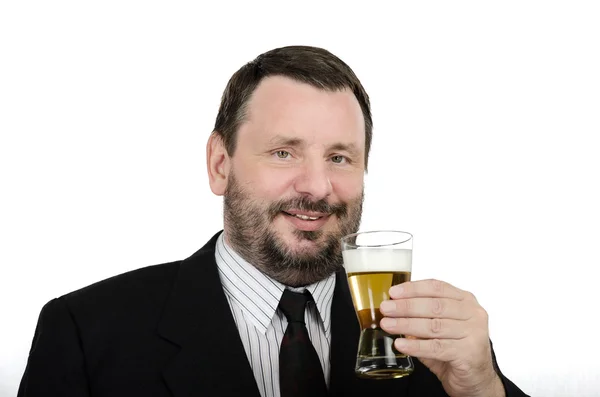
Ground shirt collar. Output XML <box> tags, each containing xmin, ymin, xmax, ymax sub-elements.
<box><xmin>215</xmin><ymin>232</ymin><xmax>336</xmax><ymax>336</ymax></box>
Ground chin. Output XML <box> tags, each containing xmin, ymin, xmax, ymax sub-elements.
<box><xmin>280</xmin><ymin>232</ymin><xmax>320</xmax><ymax>250</ymax></box>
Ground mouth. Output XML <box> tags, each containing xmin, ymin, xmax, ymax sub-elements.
<box><xmin>281</xmin><ymin>210</ymin><xmax>331</xmax><ymax>231</ymax></box>
<box><xmin>282</xmin><ymin>210</ymin><xmax>327</xmax><ymax>221</ymax></box>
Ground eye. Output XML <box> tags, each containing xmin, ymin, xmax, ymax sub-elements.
<box><xmin>275</xmin><ymin>150</ymin><xmax>290</xmax><ymax>159</ymax></box>
<box><xmin>331</xmin><ymin>155</ymin><xmax>347</xmax><ymax>164</ymax></box>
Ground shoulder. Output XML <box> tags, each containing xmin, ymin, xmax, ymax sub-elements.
<box><xmin>60</xmin><ymin>231</ymin><xmax>223</xmax><ymax>311</ymax></box>
<box><xmin>62</xmin><ymin>261</ymin><xmax>181</xmax><ymax>304</ymax></box>
<box><xmin>42</xmin><ymin>232</ymin><xmax>222</xmax><ymax>331</ymax></box>
<box><xmin>27</xmin><ymin>261</ymin><xmax>189</xmax><ymax>362</ymax></box>
<box><xmin>54</xmin><ymin>261</ymin><xmax>183</xmax><ymax>327</ymax></box>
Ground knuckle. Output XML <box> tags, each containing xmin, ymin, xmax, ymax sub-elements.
<box><xmin>463</xmin><ymin>301</ymin><xmax>482</xmax><ymax>321</ymax></box>
<box><xmin>401</xmin><ymin>298</ymin><xmax>412</xmax><ymax>312</ymax></box>
<box><xmin>431</xmin><ymin>339</ymin><xmax>443</xmax><ymax>355</ymax></box>
<box><xmin>430</xmin><ymin>318</ymin><xmax>442</xmax><ymax>334</ymax></box>
<box><xmin>479</xmin><ymin>306</ymin><xmax>489</xmax><ymax>320</ymax></box>
<box><xmin>431</xmin><ymin>298</ymin><xmax>444</xmax><ymax>315</ymax></box>
<box><xmin>467</xmin><ymin>335</ymin><xmax>483</xmax><ymax>353</ymax></box>
<box><xmin>431</xmin><ymin>279</ymin><xmax>444</xmax><ymax>293</ymax></box>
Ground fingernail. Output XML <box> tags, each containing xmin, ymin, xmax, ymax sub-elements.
<box><xmin>390</xmin><ymin>285</ymin><xmax>404</xmax><ymax>298</ymax></box>
<box><xmin>394</xmin><ymin>338</ymin><xmax>408</xmax><ymax>350</ymax></box>
<box><xmin>380</xmin><ymin>317</ymin><xmax>397</xmax><ymax>328</ymax></box>
<box><xmin>379</xmin><ymin>300</ymin><xmax>395</xmax><ymax>314</ymax></box>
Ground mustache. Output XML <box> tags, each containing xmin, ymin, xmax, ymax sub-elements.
<box><xmin>268</xmin><ymin>196</ymin><xmax>348</xmax><ymax>220</ymax></box>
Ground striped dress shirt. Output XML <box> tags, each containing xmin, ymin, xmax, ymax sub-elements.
<box><xmin>214</xmin><ymin>233</ymin><xmax>336</xmax><ymax>397</ymax></box>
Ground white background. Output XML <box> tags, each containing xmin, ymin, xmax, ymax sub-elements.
<box><xmin>1</xmin><ymin>1</ymin><xmax>599</xmax><ymax>396</ymax></box>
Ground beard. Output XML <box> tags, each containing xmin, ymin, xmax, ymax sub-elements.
<box><xmin>223</xmin><ymin>172</ymin><xmax>363</xmax><ymax>287</ymax></box>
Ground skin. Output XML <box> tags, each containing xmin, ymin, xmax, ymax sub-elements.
<box><xmin>206</xmin><ymin>75</ymin><xmax>506</xmax><ymax>396</ymax></box>
<box><xmin>380</xmin><ymin>280</ymin><xmax>506</xmax><ymax>397</ymax></box>
<box><xmin>207</xmin><ymin>75</ymin><xmax>365</xmax><ymax>286</ymax></box>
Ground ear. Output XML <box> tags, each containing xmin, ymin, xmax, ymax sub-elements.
<box><xmin>206</xmin><ymin>132</ymin><xmax>230</xmax><ymax>196</ymax></box>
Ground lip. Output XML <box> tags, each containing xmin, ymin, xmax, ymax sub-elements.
<box><xmin>281</xmin><ymin>211</ymin><xmax>331</xmax><ymax>232</ymax></box>
<box><xmin>284</xmin><ymin>210</ymin><xmax>329</xmax><ymax>217</ymax></box>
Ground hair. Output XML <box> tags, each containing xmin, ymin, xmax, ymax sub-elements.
<box><xmin>213</xmin><ymin>45</ymin><xmax>373</xmax><ymax>169</ymax></box>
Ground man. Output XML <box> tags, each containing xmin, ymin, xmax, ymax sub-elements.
<box><xmin>18</xmin><ymin>46</ymin><xmax>529</xmax><ymax>397</ymax></box>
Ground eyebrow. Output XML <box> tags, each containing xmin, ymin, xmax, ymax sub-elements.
<box><xmin>328</xmin><ymin>142</ymin><xmax>360</xmax><ymax>156</ymax></box>
<box><xmin>268</xmin><ymin>136</ymin><xmax>304</xmax><ymax>148</ymax></box>
<box><xmin>267</xmin><ymin>135</ymin><xmax>361</xmax><ymax>156</ymax></box>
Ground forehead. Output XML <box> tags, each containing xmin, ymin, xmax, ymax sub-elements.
<box><xmin>239</xmin><ymin>76</ymin><xmax>365</xmax><ymax>147</ymax></box>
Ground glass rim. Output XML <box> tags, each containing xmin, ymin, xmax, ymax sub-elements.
<box><xmin>340</xmin><ymin>230</ymin><xmax>413</xmax><ymax>248</ymax></box>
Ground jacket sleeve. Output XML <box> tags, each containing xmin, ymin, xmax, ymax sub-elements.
<box><xmin>491</xmin><ymin>340</ymin><xmax>530</xmax><ymax>397</ymax></box>
<box><xmin>18</xmin><ymin>298</ymin><xmax>90</xmax><ymax>397</ymax></box>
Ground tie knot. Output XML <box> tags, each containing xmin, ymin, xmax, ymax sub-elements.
<box><xmin>278</xmin><ymin>289</ymin><xmax>312</xmax><ymax>323</ymax></box>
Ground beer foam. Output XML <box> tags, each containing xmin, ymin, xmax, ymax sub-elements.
<box><xmin>342</xmin><ymin>248</ymin><xmax>412</xmax><ymax>273</ymax></box>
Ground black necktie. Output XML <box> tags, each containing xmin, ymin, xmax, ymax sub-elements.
<box><xmin>278</xmin><ymin>289</ymin><xmax>328</xmax><ymax>397</ymax></box>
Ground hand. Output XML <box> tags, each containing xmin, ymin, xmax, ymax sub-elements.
<box><xmin>379</xmin><ymin>279</ymin><xmax>505</xmax><ymax>397</ymax></box>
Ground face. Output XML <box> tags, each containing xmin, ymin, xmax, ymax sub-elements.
<box><xmin>210</xmin><ymin>76</ymin><xmax>366</xmax><ymax>286</ymax></box>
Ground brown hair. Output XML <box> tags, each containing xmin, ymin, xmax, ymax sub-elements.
<box><xmin>213</xmin><ymin>45</ymin><xmax>373</xmax><ymax>169</ymax></box>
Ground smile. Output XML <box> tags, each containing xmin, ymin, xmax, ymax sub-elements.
<box><xmin>281</xmin><ymin>210</ymin><xmax>331</xmax><ymax>231</ymax></box>
<box><xmin>283</xmin><ymin>211</ymin><xmax>322</xmax><ymax>221</ymax></box>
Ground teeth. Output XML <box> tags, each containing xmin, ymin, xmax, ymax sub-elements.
<box><xmin>294</xmin><ymin>214</ymin><xmax>319</xmax><ymax>220</ymax></box>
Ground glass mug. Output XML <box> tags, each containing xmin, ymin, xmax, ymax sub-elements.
<box><xmin>341</xmin><ymin>230</ymin><xmax>414</xmax><ymax>379</ymax></box>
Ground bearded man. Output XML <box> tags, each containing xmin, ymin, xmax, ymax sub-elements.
<box><xmin>18</xmin><ymin>45</ymin><xmax>529</xmax><ymax>397</ymax></box>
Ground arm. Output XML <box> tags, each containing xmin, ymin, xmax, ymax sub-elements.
<box><xmin>18</xmin><ymin>298</ymin><xmax>90</xmax><ymax>397</ymax></box>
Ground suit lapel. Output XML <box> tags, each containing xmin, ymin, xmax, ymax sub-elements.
<box><xmin>329</xmin><ymin>269</ymin><xmax>411</xmax><ymax>396</ymax></box>
<box><xmin>158</xmin><ymin>232</ymin><xmax>260</xmax><ymax>397</ymax></box>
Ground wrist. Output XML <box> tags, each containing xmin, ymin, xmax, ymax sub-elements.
<box><xmin>478</xmin><ymin>374</ymin><xmax>506</xmax><ymax>397</ymax></box>
<box><xmin>457</xmin><ymin>373</ymin><xmax>505</xmax><ymax>397</ymax></box>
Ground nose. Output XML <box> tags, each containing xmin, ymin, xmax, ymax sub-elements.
<box><xmin>293</xmin><ymin>161</ymin><xmax>333</xmax><ymax>200</ymax></box>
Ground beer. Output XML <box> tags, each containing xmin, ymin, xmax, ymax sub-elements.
<box><xmin>342</xmin><ymin>247</ymin><xmax>414</xmax><ymax>379</ymax></box>
<box><xmin>347</xmin><ymin>271</ymin><xmax>411</xmax><ymax>330</ymax></box>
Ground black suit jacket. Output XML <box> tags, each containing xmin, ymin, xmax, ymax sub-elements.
<box><xmin>18</xmin><ymin>232</ymin><xmax>529</xmax><ymax>396</ymax></box>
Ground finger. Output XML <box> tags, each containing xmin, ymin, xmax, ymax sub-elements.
<box><xmin>379</xmin><ymin>297</ymin><xmax>470</xmax><ymax>320</ymax></box>
<box><xmin>380</xmin><ymin>317</ymin><xmax>468</xmax><ymax>339</ymax></box>
<box><xmin>393</xmin><ymin>337</ymin><xmax>457</xmax><ymax>362</ymax></box>
<box><xmin>390</xmin><ymin>279</ymin><xmax>465</xmax><ymax>300</ymax></box>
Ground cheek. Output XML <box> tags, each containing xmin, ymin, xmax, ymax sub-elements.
<box><xmin>332</xmin><ymin>173</ymin><xmax>364</xmax><ymax>201</ymax></box>
<box><xmin>237</xmin><ymin>166</ymin><xmax>296</xmax><ymax>200</ymax></box>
